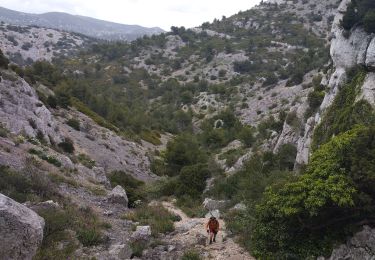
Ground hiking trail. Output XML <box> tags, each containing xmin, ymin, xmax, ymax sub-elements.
<box><xmin>162</xmin><ymin>201</ymin><xmax>255</xmax><ymax>260</ymax></box>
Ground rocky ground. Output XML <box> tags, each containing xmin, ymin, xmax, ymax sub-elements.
<box><xmin>161</xmin><ymin>201</ymin><xmax>254</xmax><ymax>260</ymax></box>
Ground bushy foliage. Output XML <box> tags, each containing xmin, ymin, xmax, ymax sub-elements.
<box><xmin>58</xmin><ymin>138</ymin><xmax>75</xmax><ymax>153</ymax></box>
<box><xmin>251</xmin><ymin>126</ymin><xmax>375</xmax><ymax>258</ymax></box>
<box><xmin>0</xmin><ymin>49</ymin><xmax>9</xmax><ymax>69</ymax></box>
<box><xmin>66</xmin><ymin>118</ymin><xmax>80</xmax><ymax>131</ymax></box>
<box><xmin>165</xmin><ymin>134</ymin><xmax>207</xmax><ymax>175</ymax></box>
<box><xmin>342</xmin><ymin>0</ymin><xmax>375</xmax><ymax>33</ymax></box>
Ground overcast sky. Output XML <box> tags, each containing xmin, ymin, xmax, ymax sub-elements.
<box><xmin>0</xmin><ymin>0</ymin><xmax>262</xmax><ymax>30</ymax></box>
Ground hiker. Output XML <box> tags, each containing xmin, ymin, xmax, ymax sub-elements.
<box><xmin>206</xmin><ymin>216</ymin><xmax>219</xmax><ymax>244</ymax></box>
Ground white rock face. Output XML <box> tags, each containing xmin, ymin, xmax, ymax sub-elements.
<box><xmin>0</xmin><ymin>193</ymin><xmax>45</xmax><ymax>260</ymax></box>
<box><xmin>205</xmin><ymin>209</ymin><xmax>220</xmax><ymax>219</ymax></box>
<box><xmin>108</xmin><ymin>185</ymin><xmax>128</xmax><ymax>207</ymax></box>
<box><xmin>0</xmin><ymin>71</ymin><xmax>63</xmax><ymax>144</ymax></box>
<box><xmin>330</xmin><ymin>28</ymin><xmax>372</xmax><ymax>69</ymax></box>
<box><xmin>356</xmin><ymin>73</ymin><xmax>375</xmax><ymax>106</ymax></box>
<box><xmin>295</xmin><ymin>0</ymin><xmax>375</xmax><ymax>166</ymax></box>
<box><xmin>366</xmin><ymin>38</ymin><xmax>375</xmax><ymax>69</ymax></box>
<box><xmin>0</xmin><ymin>23</ymin><xmax>88</xmax><ymax>64</ymax></box>
<box><xmin>203</xmin><ymin>198</ymin><xmax>228</xmax><ymax>211</ymax></box>
<box><xmin>131</xmin><ymin>226</ymin><xmax>152</xmax><ymax>241</ymax></box>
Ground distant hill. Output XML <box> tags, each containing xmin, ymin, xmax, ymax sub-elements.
<box><xmin>0</xmin><ymin>6</ymin><xmax>164</xmax><ymax>41</ymax></box>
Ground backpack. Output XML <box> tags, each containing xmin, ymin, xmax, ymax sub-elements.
<box><xmin>208</xmin><ymin>218</ymin><xmax>219</xmax><ymax>231</ymax></box>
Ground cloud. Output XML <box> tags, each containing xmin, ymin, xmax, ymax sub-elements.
<box><xmin>0</xmin><ymin>0</ymin><xmax>261</xmax><ymax>30</ymax></box>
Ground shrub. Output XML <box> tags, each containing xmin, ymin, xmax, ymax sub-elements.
<box><xmin>175</xmin><ymin>164</ymin><xmax>211</xmax><ymax>199</ymax></box>
<box><xmin>76</xmin><ymin>228</ymin><xmax>103</xmax><ymax>246</ymax></box>
<box><xmin>0</xmin><ymin>49</ymin><xmax>9</xmax><ymax>69</ymax></box>
<box><xmin>239</xmin><ymin>126</ymin><xmax>255</xmax><ymax>147</ymax></box>
<box><xmin>182</xmin><ymin>250</ymin><xmax>202</xmax><ymax>260</ymax></box>
<box><xmin>77</xmin><ymin>153</ymin><xmax>95</xmax><ymax>169</ymax></box>
<box><xmin>130</xmin><ymin>240</ymin><xmax>148</xmax><ymax>257</ymax></box>
<box><xmin>47</xmin><ymin>95</ymin><xmax>57</xmax><ymax>108</ymax></box>
<box><xmin>58</xmin><ymin>138</ymin><xmax>74</xmax><ymax>153</ymax></box>
<box><xmin>165</xmin><ymin>134</ymin><xmax>206</xmax><ymax>175</ymax></box>
<box><xmin>66</xmin><ymin>118</ymin><xmax>80</xmax><ymax>131</ymax></box>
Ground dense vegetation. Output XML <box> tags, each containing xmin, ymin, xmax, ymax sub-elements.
<box><xmin>251</xmin><ymin>126</ymin><xmax>375</xmax><ymax>258</ymax></box>
<box><xmin>342</xmin><ymin>0</ymin><xmax>375</xmax><ymax>33</ymax></box>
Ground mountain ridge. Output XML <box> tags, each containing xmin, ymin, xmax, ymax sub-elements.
<box><xmin>0</xmin><ymin>6</ymin><xmax>164</xmax><ymax>41</ymax></box>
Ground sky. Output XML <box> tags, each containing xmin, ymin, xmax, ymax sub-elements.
<box><xmin>0</xmin><ymin>0</ymin><xmax>262</xmax><ymax>30</ymax></box>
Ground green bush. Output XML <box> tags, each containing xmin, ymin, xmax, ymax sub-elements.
<box><xmin>165</xmin><ymin>134</ymin><xmax>206</xmax><ymax>175</ymax></box>
<box><xmin>76</xmin><ymin>228</ymin><xmax>103</xmax><ymax>247</ymax></box>
<box><xmin>77</xmin><ymin>153</ymin><xmax>96</xmax><ymax>169</ymax></box>
<box><xmin>58</xmin><ymin>138</ymin><xmax>75</xmax><ymax>153</ymax></box>
<box><xmin>182</xmin><ymin>250</ymin><xmax>202</xmax><ymax>260</ymax></box>
<box><xmin>251</xmin><ymin>126</ymin><xmax>375</xmax><ymax>258</ymax></box>
<box><xmin>342</xmin><ymin>0</ymin><xmax>375</xmax><ymax>33</ymax></box>
<box><xmin>130</xmin><ymin>240</ymin><xmax>148</xmax><ymax>257</ymax></box>
<box><xmin>0</xmin><ymin>49</ymin><xmax>9</xmax><ymax>69</ymax></box>
<box><xmin>66</xmin><ymin>118</ymin><xmax>80</xmax><ymax>131</ymax></box>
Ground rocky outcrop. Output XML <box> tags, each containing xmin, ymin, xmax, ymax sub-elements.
<box><xmin>295</xmin><ymin>0</ymin><xmax>375</xmax><ymax>166</ymax></box>
<box><xmin>108</xmin><ymin>243</ymin><xmax>133</xmax><ymax>260</ymax></box>
<box><xmin>324</xmin><ymin>226</ymin><xmax>375</xmax><ymax>260</ymax></box>
<box><xmin>0</xmin><ymin>193</ymin><xmax>45</xmax><ymax>260</ymax></box>
<box><xmin>203</xmin><ymin>198</ymin><xmax>228</xmax><ymax>211</ymax></box>
<box><xmin>131</xmin><ymin>226</ymin><xmax>152</xmax><ymax>241</ymax></box>
<box><xmin>108</xmin><ymin>185</ymin><xmax>128</xmax><ymax>207</ymax></box>
<box><xmin>0</xmin><ymin>70</ymin><xmax>63</xmax><ymax>145</ymax></box>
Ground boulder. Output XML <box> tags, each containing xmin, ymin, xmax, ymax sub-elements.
<box><xmin>0</xmin><ymin>193</ymin><xmax>45</xmax><ymax>260</ymax></box>
<box><xmin>205</xmin><ymin>209</ymin><xmax>220</xmax><ymax>219</ymax></box>
<box><xmin>131</xmin><ymin>226</ymin><xmax>151</xmax><ymax>241</ymax></box>
<box><xmin>231</xmin><ymin>203</ymin><xmax>247</xmax><ymax>211</ymax></box>
<box><xmin>325</xmin><ymin>226</ymin><xmax>375</xmax><ymax>260</ymax></box>
<box><xmin>176</xmin><ymin>219</ymin><xmax>201</xmax><ymax>232</ymax></box>
<box><xmin>108</xmin><ymin>243</ymin><xmax>132</xmax><ymax>260</ymax></box>
<box><xmin>108</xmin><ymin>185</ymin><xmax>128</xmax><ymax>207</ymax></box>
<box><xmin>203</xmin><ymin>198</ymin><xmax>228</xmax><ymax>211</ymax></box>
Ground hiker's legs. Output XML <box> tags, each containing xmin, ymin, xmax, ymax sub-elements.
<box><xmin>213</xmin><ymin>231</ymin><xmax>217</xmax><ymax>242</ymax></box>
<box><xmin>209</xmin><ymin>231</ymin><xmax>214</xmax><ymax>244</ymax></box>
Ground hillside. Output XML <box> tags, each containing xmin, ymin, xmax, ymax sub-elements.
<box><xmin>1</xmin><ymin>0</ymin><xmax>375</xmax><ymax>259</ymax></box>
<box><xmin>0</xmin><ymin>6</ymin><xmax>164</xmax><ymax>41</ymax></box>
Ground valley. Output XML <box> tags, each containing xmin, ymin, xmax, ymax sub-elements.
<box><xmin>1</xmin><ymin>0</ymin><xmax>375</xmax><ymax>259</ymax></box>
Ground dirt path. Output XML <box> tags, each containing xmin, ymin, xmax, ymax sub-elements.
<box><xmin>162</xmin><ymin>202</ymin><xmax>254</xmax><ymax>260</ymax></box>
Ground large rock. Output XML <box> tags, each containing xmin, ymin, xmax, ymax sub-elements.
<box><xmin>131</xmin><ymin>226</ymin><xmax>152</xmax><ymax>241</ymax></box>
<box><xmin>108</xmin><ymin>185</ymin><xmax>128</xmax><ymax>207</ymax></box>
<box><xmin>325</xmin><ymin>226</ymin><xmax>375</xmax><ymax>260</ymax></box>
<box><xmin>203</xmin><ymin>198</ymin><xmax>228</xmax><ymax>211</ymax></box>
<box><xmin>205</xmin><ymin>209</ymin><xmax>220</xmax><ymax>219</ymax></box>
<box><xmin>0</xmin><ymin>193</ymin><xmax>45</xmax><ymax>260</ymax></box>
<box><xmin>108</xmin><ymin>243</ymin><xmax>132</xmax><ymax>260</ymax></box>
